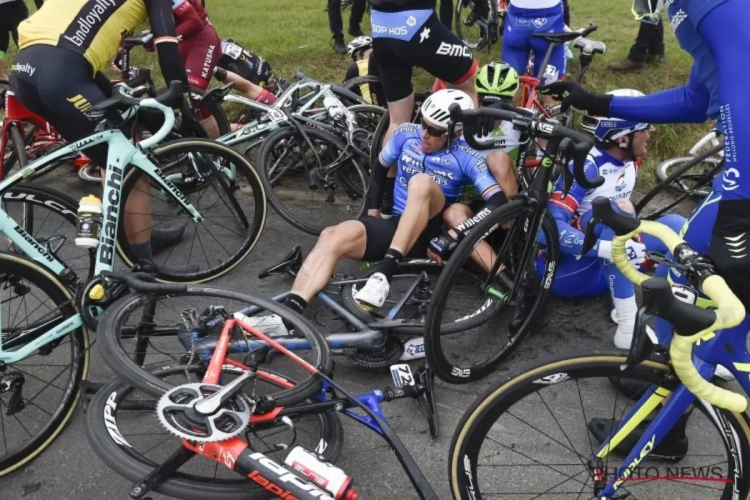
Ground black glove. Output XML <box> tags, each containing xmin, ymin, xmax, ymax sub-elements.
<box><xmin>474</xmin><ymin>101</ymin><xmax>504</xmax><ymax>138</ymax></box>
<box><xmin>538</xmin><ymin>81</ymin><xmax>613</xmax><ymax>116</ymax></box>
<box><xmin>429</xmin><ymin>231</ymin><xmax>459</xmax><ymax>259</ymax></box>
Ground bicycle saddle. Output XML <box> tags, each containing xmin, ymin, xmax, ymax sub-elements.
<box><xmin>122</xmin><ymin>33</ymin><xmax>154</xmax><ymax>48</ymax></box>
<box><xmin>258</xmin><ymin>245</ymin><xmax>303</xmax><ymax>279</ymax></box>
<box><xmin>531</xmin><ymin>31</ymin><xmax>587</xmax><ymax>44</ymax></box>
<box><xmin>572</xmin><ymin>37</ymin><xmax>606</xmax><ymax>55</ymax></box>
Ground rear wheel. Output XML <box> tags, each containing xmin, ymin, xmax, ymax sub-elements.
<box><xmin>0</xmin><ymin>253</ymin><xmax>89</xmax><ymax>477</ymax></box>
<box><xmin>455</xmin><ymin>0</ymin><xmax>499</xmax><ymax>50</ymax></box>
<box><xmin>258</xmin><ymin>125</ymin><xmax>368</xmax><ymax>236</ymax></box>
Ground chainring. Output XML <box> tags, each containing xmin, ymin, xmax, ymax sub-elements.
<box><xmin>156</xmin><ymin>382</ymin><xmax>254</xmax><ymax>442</ymax></box>
<box><xmin>345</xmin><ymin>338</ymin><xmax>404</xmax><ymax>370</ymax></box>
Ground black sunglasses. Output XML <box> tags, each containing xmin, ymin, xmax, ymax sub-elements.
<box><xmin>421</xmin><ymin>119</ymin><xmax>448</xmax><ymax>138</ymax></box>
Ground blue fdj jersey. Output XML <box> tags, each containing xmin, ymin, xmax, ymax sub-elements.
<box><xmin>378</xmin><ymin>123</ymin><xmax>501</xmax><ymax>216</ymax></box>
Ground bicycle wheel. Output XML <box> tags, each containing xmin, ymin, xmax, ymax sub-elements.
<box><xmin>449</xmin><ymin>350</ymin><xmax>750</xmax><ymax>499</ymax></box>
<box><xmin>341</xmin><ymin>76</ymin><xmax>383</xmax><ymax>107</ymax></box>
<box><xmin>425</xmin><ymin>200</ymin><xmax>559</xmax><ymax>384</ymax></box>
<box><xmin>190</xmin><ymin>86</ymin><xmax>231</xmax><ymax>139</ymax></box>
<box><xmin>85</xmin><ymin>361</ymin><xmax>343</xmax><ymax>500</ymax></box>
<box><xmin>117</xmin><ymin>138</ymin><xmax>266</xmax><ymax>283</ymax></box>
<box><xmin>2</xmin><ymin>123</ymin><xmax>74</xmax><ymax>181</ymax></box>
<box><xmin>455</xmin><ymin>0</ymin><xmax>498</xmax><ymax>50</ymax></box>
<box><xmin>0</xmin><ymin>252</ymin><xmax>89</xmax><ymax>476</ymax></box>
<box><xmin>635</xmin><ymin>146</ymin><xmax>723</xmax><ymax>221</ymax></box>
<box><xmin>1</xmin><ymin>184</ymin><xmax>95</xmax><ymax>280</ymax></box>
<box><xmin>97</xmin><ymin>285</ymin><xmax>332</xmax><ymax>404</ymax></box>
<box><xmin>341</xmin><ymin>260</ymin><xmax>504</xmax><ymax>335</ymax></box>
<box><xmin>257</xmin><ymin>125</ymin><xmax>368</xmax><ymax>236</ymax></box>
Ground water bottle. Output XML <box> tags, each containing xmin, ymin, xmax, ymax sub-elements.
<box><xmin>233</xmin><ymin>312</ymin><xmax>289</xmax><ymax>338</ymax></box>
<box><xmin>75</xmin><ymin>195</ymin><xmax>102</xmax><ymax>248</ymax></box>
<box><xmin>283</xmin><ymin>446</ymin><xmax>359</xmax><ymax>499</ymax></box>
<box><xmin>323</xmin><ymin>96</ymin><xmax>344</xmax><ymax>121</ymax></box>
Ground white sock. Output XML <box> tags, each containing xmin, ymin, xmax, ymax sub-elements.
<box><xmin>613</xmin><ymin>296</ymin><xmax>638</xmax><ymax>350</ymax></box>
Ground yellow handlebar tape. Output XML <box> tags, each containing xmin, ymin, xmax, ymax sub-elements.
<box><xmin>609</xmin><ymin>220</ymin><xmax>747</xmax><ymax>413</ymax></box>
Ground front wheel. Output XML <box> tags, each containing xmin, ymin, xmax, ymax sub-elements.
<box><xmin>449</xmin><ymin>350</ymin><xmax>750</xmax><ymax>499</ymax></box>
<box><xmin>425</xmin><ymin>201</ymin><xmax>558</xmax><ymax>384</ymax></box>
<box><xmin>117</xmin><ymin>138</ymin><xmax>266</xmax><ymax>283</ymax></box>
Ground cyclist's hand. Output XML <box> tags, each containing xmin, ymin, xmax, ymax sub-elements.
<box><xmin>474</xmin><ymin>101</ymin><xmax>504</xmax><ymax>137</ymax></box>
<box><xmin>625</xmin><ymin>239</ymin><xmax>647</xmax><ymax>267</ymax></box>
<box><xmin>538</xmin><ymin>81</ymin><xmax>612</xmax><ymax>116</ymax></box>
<box><xmin>427</xmin><ymin>248</ymin><xmax>443</xmax><ymax>265</ymax></box>
<box><xmin>429</xmin><ymin>231</ymin><xmax>458</xmax><ymax>260</ymax></box>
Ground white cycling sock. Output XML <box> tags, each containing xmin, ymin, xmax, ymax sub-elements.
<box><xmin>613</xmin><ymin>296</ymin><xmax>637</xmax><ymax>350</ymax></box>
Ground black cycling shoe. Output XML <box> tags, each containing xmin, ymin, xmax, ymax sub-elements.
<box><xmin>588</xmin><ymin>411</ymin><xmax>690</xmax><ymax>462</ymax></box>
<box><xmin>333</xmin><ymin>36</ymin><xmax>347</xmax><ymax>55</ymax></box>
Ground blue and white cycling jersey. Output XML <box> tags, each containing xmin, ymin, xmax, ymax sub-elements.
<box><xmin>548</xmin><ymin>147</ymin><xmax>637</xmax><ymax>238</ymax></box>
<box><xmin>378</xmin><ymin>123</ymin><xmax>502</xmax><ymax>216</ymax></box>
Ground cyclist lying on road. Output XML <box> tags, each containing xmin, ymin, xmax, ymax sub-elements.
<box><xmin>536</xmin><ymin>89</ymin><xmax>686</xmax><ymax>350</ymax></box>
<box><xmin>279</xmin><ymin>89</ymin><xmax>511</xmax><ymax>318</ymax></box>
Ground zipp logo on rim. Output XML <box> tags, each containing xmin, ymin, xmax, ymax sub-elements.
<box><xmin>104</xmin><ymin>391</ymin><xmax>130</xmax><ymax>447</ymax></box>
<box><xmin>436</xmin><ymin>42</ymin><xmax>472</xmax><ymax>58</ymax></box>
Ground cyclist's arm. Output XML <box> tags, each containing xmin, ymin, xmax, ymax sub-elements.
<box><xmin>547</xmin><ymin>161</ymin><xmax>601</xmax><ymax>258</ymax></box>
<box><xmin>145</xmin><ymin>0</ymin><xmax>189</xmax><ymax>88</ymax></box>
<box><xmin>172</xmin><ymin>0</ymin><xmax>205</xmax><ymax>39</ymax></box>
<box><xmin>459</xmin><ymin>146</ymin><xmax>506</xmax><ymax>207</ymax></box>
<box><xmin>609</xmin><ymin>64</ymin><xmax>711</xmax><ymax>124</ymax></box>
<box><xmin>344</xmin><ymin>62</ymin><xmax>358</xmax><ymax>84</ymax></box>
<box><xmin>367</xmin><ymin>124</ymin><xmax>413</xmax><ymax>210</ymax></box>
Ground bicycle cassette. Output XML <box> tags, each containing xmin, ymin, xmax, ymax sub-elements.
<box><xmin>156</xmin><ymin>382</ymin><xmax>254</xmax><ymax>442</ymax></box>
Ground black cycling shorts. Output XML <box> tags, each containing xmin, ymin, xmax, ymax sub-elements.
<box><xmin>10</xmin><ymin>45</ymin><xmax>116</xmax><ymax>167</ymax></box>
<box><xmin>371</xmin><ymin>10</ymin><xmax>477</xmax><ymax>102</ymax></box>
<box><xmin>358</xmin><ymin>212</ymin><xmax>445</xmax><ymax>262</ymax></box>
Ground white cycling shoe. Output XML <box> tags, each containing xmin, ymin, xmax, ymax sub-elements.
<box><xmin>354</xmin><ymin>272</ymin><xmax>390</xmax><ymax>309</ymax></box>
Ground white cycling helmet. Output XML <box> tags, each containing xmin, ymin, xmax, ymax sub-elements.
<box><xmin>420</xmin><ymin>89</ymin><xmax>474</xmax><ymax>132</ymax></box>
<box><xmin>581</xmin><ymin>89</ymin><xmax>650</xmax><ymax>143</ymax></box>
<box><xmin>347</xmin><ymin>36</ymin><xmax>373</xmax><ymax>59</ymax></box>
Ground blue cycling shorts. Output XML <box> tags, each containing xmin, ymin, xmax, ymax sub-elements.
<box><xmin>501</xmin><ymin>3</ymin><xmax>566</xmax><ymax>84</ymax></box>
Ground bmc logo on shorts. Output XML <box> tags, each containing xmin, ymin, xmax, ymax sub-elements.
<box><xmin>436</xmin><ymin>42</ymin><xmax>471</xmax><ymax>58</ymax></box>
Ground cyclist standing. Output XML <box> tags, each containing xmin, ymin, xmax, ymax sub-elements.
<box><xmin>501</xmin><ymin>0</ymin><xmax>568</xmax><ymax>84</ymax></box>
<box><xmin>11</xmin><ymin>0</ymin><xmax>203</xmax><ymax>272</ymax></box>
<box><xmin>369</xmin><ymin>0</ymin><xmax>480</xmax><ymax>148</ymax></box>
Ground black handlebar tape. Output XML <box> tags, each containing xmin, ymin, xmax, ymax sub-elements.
<box><xmin>641</xmin><ymin>278</ymin><xmax>718</xmax><ymax>337</ymax></box>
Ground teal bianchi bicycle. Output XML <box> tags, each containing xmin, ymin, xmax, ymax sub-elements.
<box><xmin>0</xmin><ymin>78</ymin><xmax>266</xmax><ymax>476</ymax></box>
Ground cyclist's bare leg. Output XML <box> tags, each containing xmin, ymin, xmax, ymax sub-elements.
<box><xmin>124</xmin><ymin>177</ymin><xmax>153</xmax><ymax>245</ymax></box>
<box><xmin>290</xmin><ymin>220</ymin><xmax>367</xmax><ymax>303</ymax></box>
<box><xmin>487</xmin><ymin>151</ymin><xmax>517</xmax><ymax>198</ymax></box>
<box><xmin>389</xmin><ymin>173</ymin><xmax>446</xmax><ymax>254</ymax></box>
<box><xmin>221</xmin><ymin>70</ymin><xmax>265</xmax><ymax>100</ymax></box>
<box><xmin>200</xmin><ymin>116</ymin><xmax>220</xmax><ymax>139</ymax></box>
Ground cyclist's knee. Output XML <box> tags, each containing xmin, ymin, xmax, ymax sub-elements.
<box><xmin>318</xmin><ymin>221</ymin><xmax>364</xmax><ymax>253</ymax></box>
<box><xmin>443</xmin><ymin>203</ymin><xmax>472</xmax><ymax>227</ymax></box>
<box><xmin>407</xmin><ymin>173</ymin><xmax>439</xmax><ymax>197</ymax></box>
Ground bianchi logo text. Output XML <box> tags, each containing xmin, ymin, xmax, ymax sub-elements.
<box><xmin>64</xmin><ymin>0</ymin><xmax>118</xmax><ymax>48</ymax></box>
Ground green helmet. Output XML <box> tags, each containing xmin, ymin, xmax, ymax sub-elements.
<box><xmin>476</xmin><ymin>62</ymin><xmax>520</xmax><ymax>102</ymax></box>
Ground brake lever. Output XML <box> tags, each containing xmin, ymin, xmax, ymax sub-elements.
<box><xmin>581</xmin><ymin>216</ymin><xmax>599</xmax><ymax>257</ymax></box>
<box><xmin>621</xmin><ymin>305</ymin><xmax>655</xmax><ymax>371</ymax></box>
<box><xmin>558</xmin><ymin>138</ymin><xmax>574</xmax><ymax>198</ymax></box>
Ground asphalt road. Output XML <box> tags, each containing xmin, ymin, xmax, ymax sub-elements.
<box><xmin>0</xmin><ymin>168</ymin><xmax>729</xmax><ymax>500</ymax></box>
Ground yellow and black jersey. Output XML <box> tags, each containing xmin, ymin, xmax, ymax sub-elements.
<box><xmin>343</xmin><ymin>56</ymin><xmax>385</xmax><ymax>106</ymax></box>
<box><xmin>18</xmin><ymin>0</ymin><xmax>176</xmax><ymax>74</ymax></box>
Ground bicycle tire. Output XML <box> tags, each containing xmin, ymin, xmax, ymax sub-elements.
<box><xmin>449</xmin><ymin>350</ymin><xmax>750</xmax><ymax>499</ymax></box>
<box><xmin>425</xmin><ymin>200</ymin><xmax>558</xmax><ymax>384</ymax></box>
<box><xmin>190</xmin><ymin>86</ymin><xmax>231</xmax><ymax>138</ymax></box>
<box><xmin>116</xmin><ymin>138</ymin><xmax>267</xmax><ymax>283</ymax></box>
<box><xmin>1</xmin><ymin>184</ymin><xmax>96</xmax><ymax>280</ymax></box>
<box><xmin>97</xmin><ymin>286</ymin><xmax>332</xmax><ymax>404</ymax></box>
<box><xmin>340</xmin><ymin>260</ymin><xmax>504</xmax><ymax>335</ymax></box>
<box><xmin>635</xmin><ymin>144</ymin><xmax>723</xmax><ymax>221</ymax></box>
<box><xmin>367</xmin><ymin>93</ymin><xmax>429</xmax><ymax>174</ymax></box>
<box><xmin>0</xmin><ymin>252</ymin><xmax>89</xmax><ymax>476</ymax></box>
<box><xmin>341</xmin><ymin>76</ymin><xmax>383</xmax><ymax>107</ymax></box>
<box><xmin>257</xmin><ymin>125</ymin><xmax>368</xmax><ymax>236</ymax></box>
<box><xmin>85</xmin><ymin>361</ymin><xmax>344</xmax><ymax>500</ymax></box>
<box><xmin>455</xmin><ymin>0</ymin><xmax>498</xmax><ymax>50</ymax></box>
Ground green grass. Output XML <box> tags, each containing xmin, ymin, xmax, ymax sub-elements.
<box><xmin>8</xmin><ymin>0</ymin><xmax>712</xmax><ymax>189</ymax></box>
